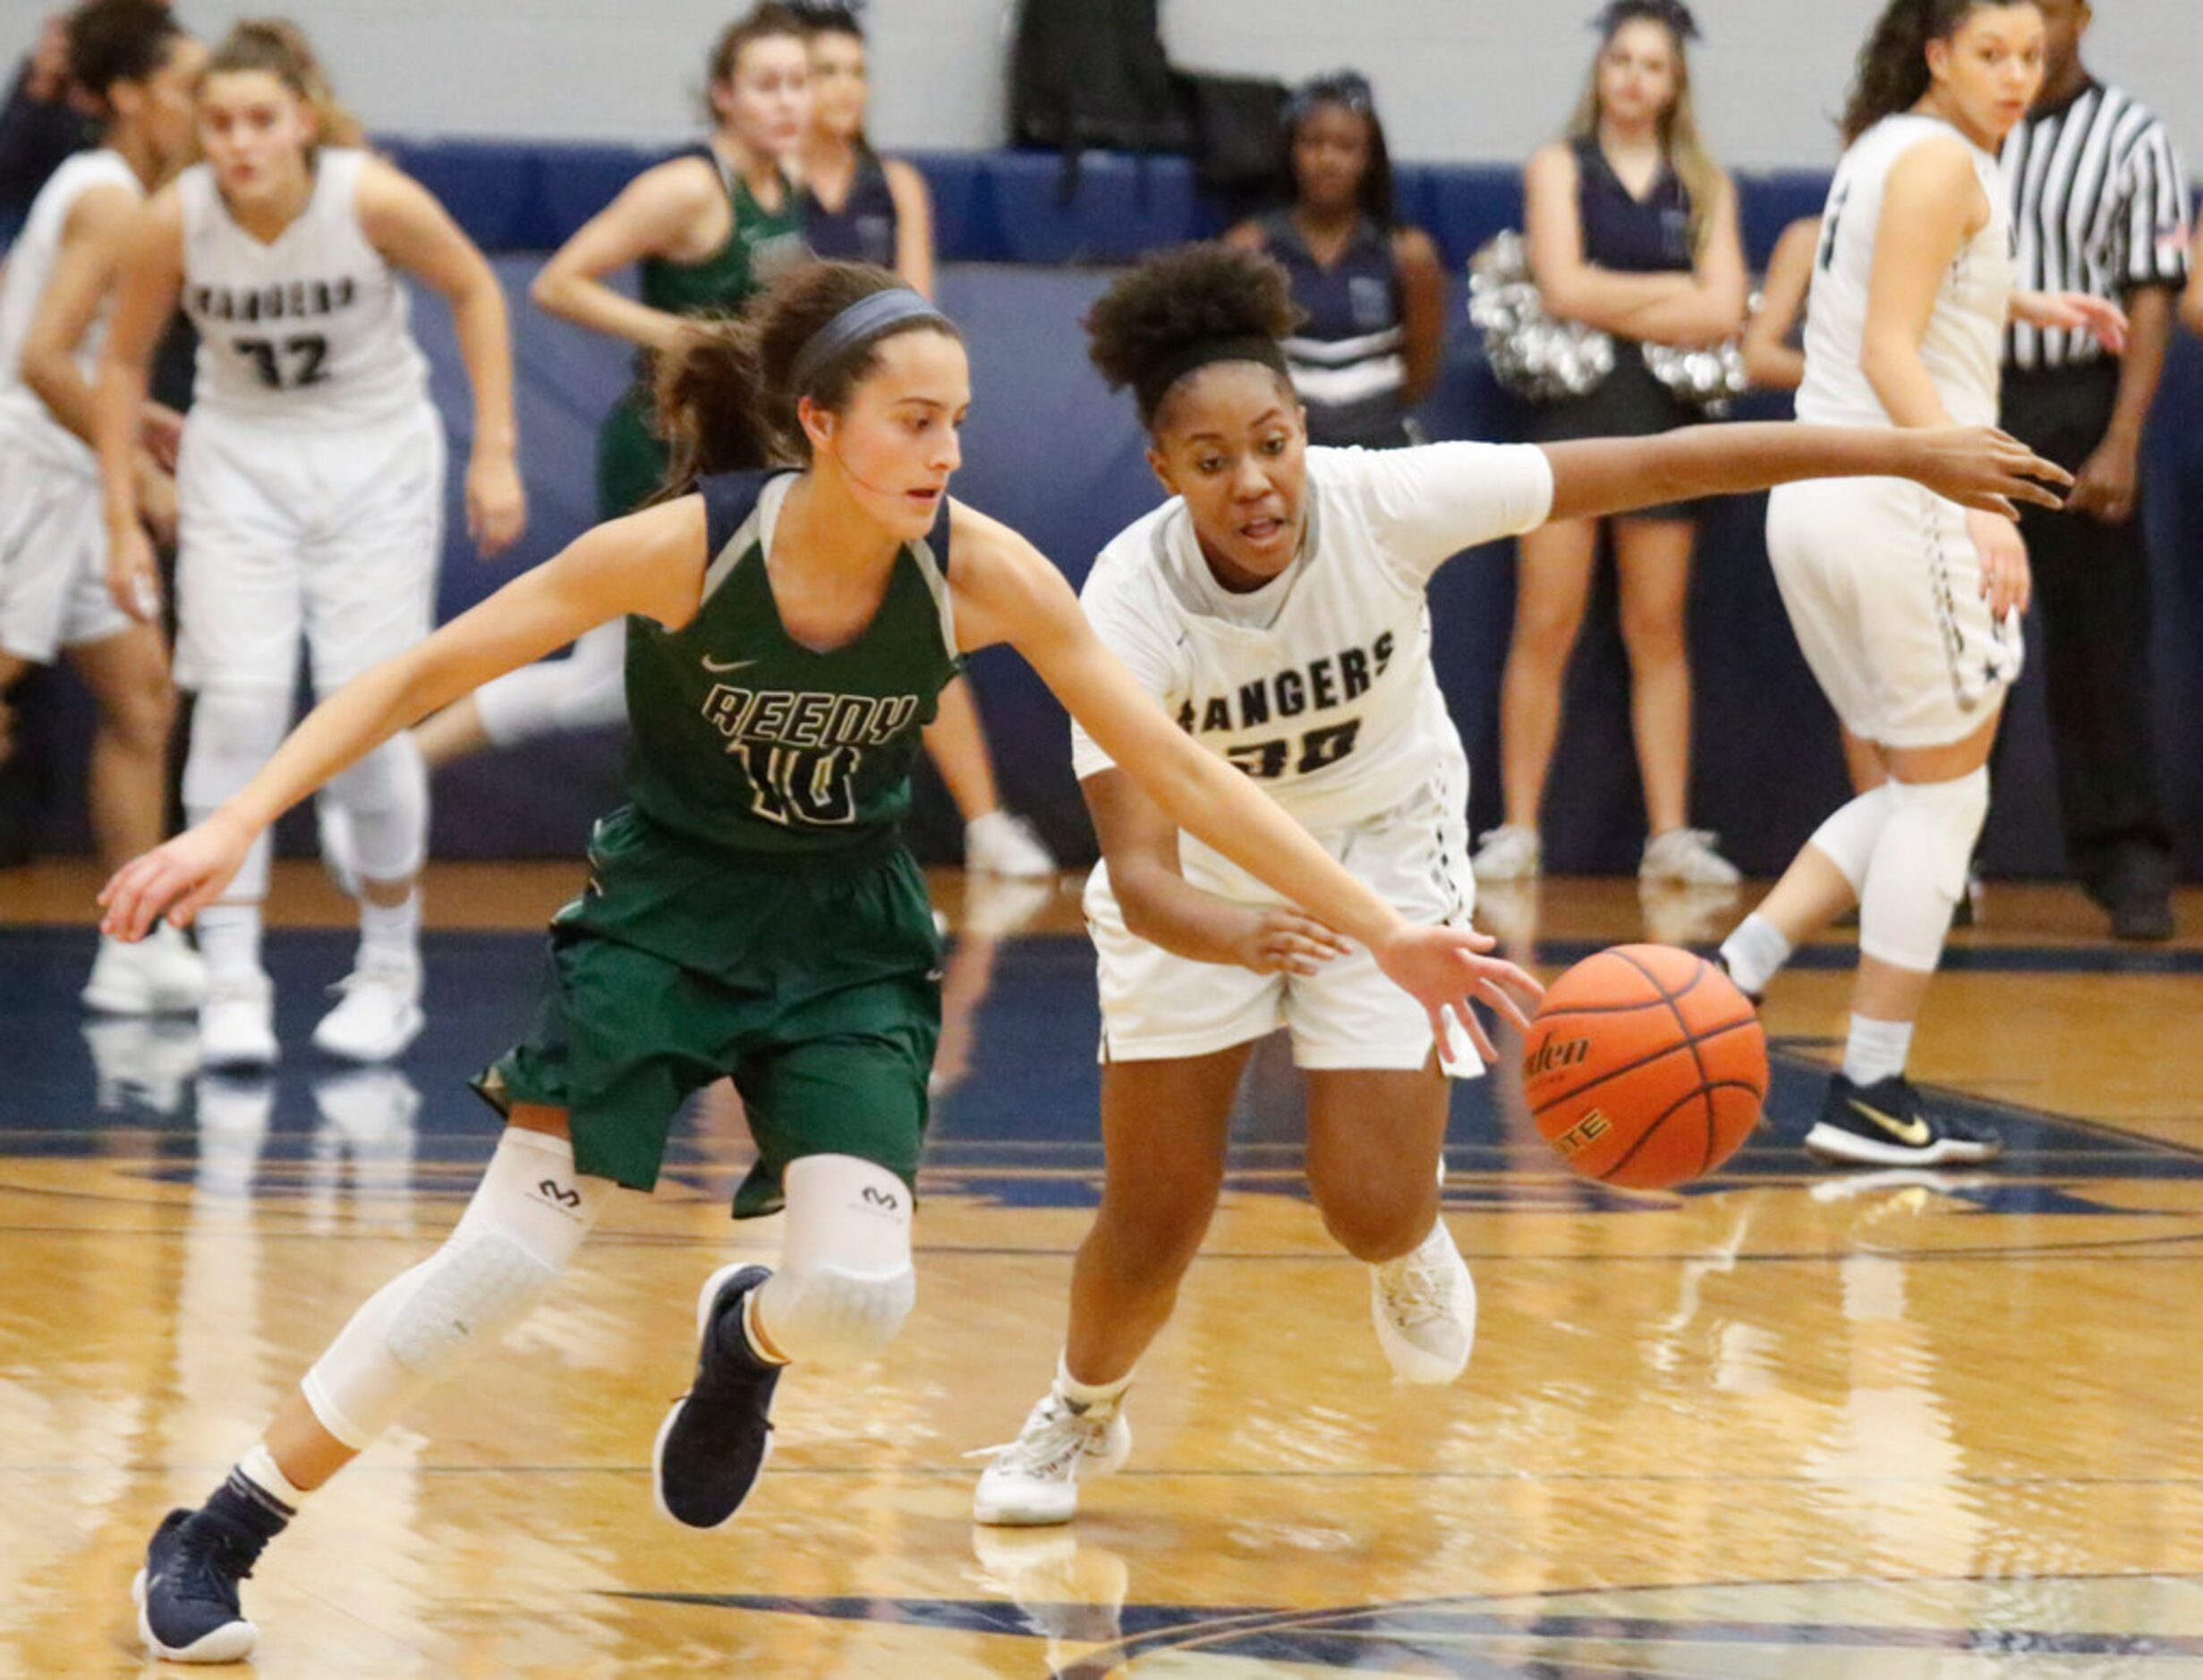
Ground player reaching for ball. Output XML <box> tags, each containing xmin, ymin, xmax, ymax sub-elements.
<box><xmin>970</xmin><ymin>242</ymin><xmax>2071</xmax><ymax>1528</ymax></box>
<box><xmin>1714</xmin><ymin>0</ymin><xmax>2125</xmax><ymax>1168</ymax></box>
<box><xmin>98</xmin><ymin>260</ymin><xmax>1533</xmax><ymax>1666</ymax></box>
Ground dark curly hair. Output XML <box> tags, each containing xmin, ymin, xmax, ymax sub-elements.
<box><xmin>1842</xmin><ymin>0</ymin><xmax>2037</xmax><ymax>143</ymax></box>
<box><xmin>66</xmin><ymin>0</ymin><xmax>185</xmax><ymax>106</ymax></box>
<box><xmin>1085</xmin><ymin>244</ymin><xmax>1303</xmax><ymax>429</ymax></box>
<box><xmin>651</xmin><ymin>260</ymin><xmax>961</xmax><ymax>496</ymax></box>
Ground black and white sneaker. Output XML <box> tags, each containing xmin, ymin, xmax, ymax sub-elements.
<box><xmin>653</xmin><ymin>1263</ymin><xmax>781</xmax><ymax>1529</ymax></box>
<box><xmin>1804</xmin><ymin>1073</ymin><xmax>2003</xmax><ymax>1167</ymax></box>
<box><xmin>132</xmin><ymin>1508</ymin><xmax>262</xmax><ymax>1663</ymax></box>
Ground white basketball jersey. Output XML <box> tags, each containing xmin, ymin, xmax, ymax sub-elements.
<box><xmin>1798</xmin><ymin>115</ymin><xmax>2013</xmax><ymax>428</ymax></box>
<box><xmin>1073</xmin><ymin>443</ymin><xmax>1553</xmax><ymax>855</ymax></box>
<box><xmin>0</xmin><ymin>148</ymin><xmax>142</xmax><ymax>469</ymax></box>
<box><xmin>178</xmin><ymin>148</ymin><xmax>428</xmax><ymax>426</ymax></box>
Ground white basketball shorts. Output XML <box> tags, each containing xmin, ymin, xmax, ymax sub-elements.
<box><xmin>1767</xmin><ymin>474</ymin><xmax>2021</xmax><ymax>750</ymax></box>
<box><xmin>1084</xmin><ymin>776</ymin><xmax>1484</xmax><ymax>1076</ymax></box>
<box><xmin>174</xmin><ymin>400</ymin><xmax>446</xmax><ymax>694</ymax></box>
<box><xmin>0</xmin><ymin>447</ymin><xmax>128</xmax><ymax>664</ymax></box>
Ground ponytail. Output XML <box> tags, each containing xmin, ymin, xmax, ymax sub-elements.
<box><xmin>1841</xmin><ymin>0</ymin><xmax>2021</xmax><ymax>143</ymax></box>
<box><xmin>650</xmin><ymin>260</ymin><xmax>962</xmax><ymax>501</ymax></box>
<box><xmin>651</xmin><ymin>321</ymin><xmax>776</xmax><ymax>496</ymax></box>
<box><xmin>205</xmin><ymin>19</ymin><xmax>366</xmax><ymax>149</ymax></box>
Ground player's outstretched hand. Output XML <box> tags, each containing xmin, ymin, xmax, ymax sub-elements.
<box><xmin>98</xmin><ymin>814</ymin><xmax>255</xmax><ymax>942</ymax></box>
<box><xmin>1908</xmin><ymin>426</ymin><xmax>2072</xmax><ymax>518</ymax></box>
<box><xmin>466</xmin><ymin>451</ymin><xmax>528</xmax><ymax>558</ymax></box>
<box><xmin>1374</xmin><ymin>922</ymin><xmax>1544</xmax><ymax>1064</ymax></box>
<box><xmin>1226</xmin><ymin>908</ymin><xmax>1353</xmax><ymax>978</ymax></box>
<box><xmin>1968</xmin><ymin>508</ymin><xmax>2031</xmax><ymax>620</ymax></box>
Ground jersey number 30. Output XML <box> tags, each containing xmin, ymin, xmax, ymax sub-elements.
<box><xmin>736</xmin><ymin>742</ymin><xmax>859</xmax><ymax>827</ymax></box>
<box><xmin>234</xmin><ymin>334</ymin><xmax>330</xmax><ymax>391</ymax></box>
<box><xmin>1224</xmin><ymin>719</ymin><xmax>1362</xmax><ymax>780</ymax></box>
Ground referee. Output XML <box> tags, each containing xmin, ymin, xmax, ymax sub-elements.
<box><xmin>2002</xmin><ymin>0</ymin><xmax>2192</xmax><ymax>941</ymax></box>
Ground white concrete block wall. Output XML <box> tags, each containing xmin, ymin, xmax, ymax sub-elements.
<box><xmin>2</xmin><ymin>1</ymin><xmax>2194</xmax><ymax>171</ymax></box>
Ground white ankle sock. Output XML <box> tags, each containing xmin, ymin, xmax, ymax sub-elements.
<box><xmin>1719</xmin><ymin>914</ymin><xmax>1792</xmax><ymax>997</ymax></box>
<box><xmin>359</xmin><ymin>892</ymin><xmax>421</xmax><ymax>969</ymax></box>
<box><xmin>237</xmin><ymin>1441</ymin><xmax>310</xmax><ymax>1511</ymax></box>
<box><xmin>1057</xmin><ymin>1351</ymin><xmax>1131</xmax><ymax>1412</ymax></box>
<box><xmin>1842</xmin><ymin>1015</ymin><xmax>1914</xmax><ymax>1086</ymax></box>
<box><xmin>196</xmin><ymin>904</ymin><xmax>262</xmax><ymax>978</ymax></box>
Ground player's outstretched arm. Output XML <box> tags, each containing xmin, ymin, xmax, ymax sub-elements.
<box><xmin>1540</xmin><ymin>422</ymin><xmax>2072</xmax><ymax>525</ymax></box>
<box><xmin>948</xmin><ymin>505</ymin><xmax>1542</xmax><ymax>1055</ymax></box>
<box><xmin>99</xmin><ymin>499</ymin><xmax>711</xmax><ymax>940</ymax></box>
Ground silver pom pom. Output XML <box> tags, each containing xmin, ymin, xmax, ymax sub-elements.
<box><xmin>1643</xmin><ymin>337</ymin><xmax>1748</xmax><ymax>418</ymax></box>
<box><xmin>1467</xmin><ymin>232</ymin><xmax>1613</xmax><ymax>402</ymax></box>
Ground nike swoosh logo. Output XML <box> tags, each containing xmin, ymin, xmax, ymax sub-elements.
<box><xmin>1849</xmin><ymin>1099</ymin><xmax>1931</xmax><ymax>1149</ymax></box>
<box><xmin>701</xmin><ymin>656</ymin><xmax>759</xmax><ymax>674</ymax></box>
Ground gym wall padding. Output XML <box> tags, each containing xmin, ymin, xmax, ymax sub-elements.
<box><xmin>12</xmin><ymin>147</ymin><xmax>2203</xmax><ymax>881</ymax></box>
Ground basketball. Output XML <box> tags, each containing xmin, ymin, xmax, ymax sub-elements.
<box><xmin>1522</xmin><ymin>944</ymin><xmax>1767</xmax><ymax>1189</ymax></box>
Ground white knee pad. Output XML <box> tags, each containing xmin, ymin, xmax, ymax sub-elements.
<box><xmin>301</xmin><ymin>1128</ymin><xmax>610</xmax><ymax>1449</ymax></box>
<box><xmin>753</xmin><ymin>1155</ymin><xmax>915</xmax><ymax>1370</ymax></box>
<box><xmin>1859</xmin><ymin>768</ymin><xmax>1989</xmax><ymax>972</ymax></box>
<box><xmin>323</xmin><ymin>732</ymin><xmax>429</xmax><ymax>882</ymax></box>
<box><xmin>1804</xmin><ymin>784</ymin><xmax>1894</xmax><ymax>893</ymax></box>
<box><xmin>183</xmin><ymin>687</ymin><xmax>291</xmax><ymax>901</ymax></box>
<box><xmin>472</xmin><ymin>624</ymin><xmax>629</xmax><ymax>748</ymax></box>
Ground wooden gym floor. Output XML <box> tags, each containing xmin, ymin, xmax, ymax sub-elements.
<box><xmin>3</xmin><ymin>861</ymin><xmax>2200</xmax><ymax>1676</ymax></box>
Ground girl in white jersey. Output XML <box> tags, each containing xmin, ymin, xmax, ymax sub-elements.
<box><xmin>971</xmin><ymin>242</ymin><xmax>2073</xmax><ymax>1528</ymax></box>
<box><xmin>94</xmin><ymin>21</ymin><xmax>526</xmax><ymax>1071</ymax></box>
<box><xmin>0</xmin><ymin>0</ymin><xmax>203</xmax><ymax>1014</ymax></box>
<box><xmin>1715</xmin><ymin>0</ymin><xmax>2123</xmax><ymax>1167</ymax></box>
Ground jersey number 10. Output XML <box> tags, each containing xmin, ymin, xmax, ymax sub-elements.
<box><xmin>735</xmin><ymin>742</ymin><xmax>860</xmax><ymax>827</ymax></box>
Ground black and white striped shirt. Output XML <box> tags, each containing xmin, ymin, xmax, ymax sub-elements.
<box><xmin>2003</xmin><ymin>80</ymin><xmax>2191</xmax><ymax>371</ymax></box>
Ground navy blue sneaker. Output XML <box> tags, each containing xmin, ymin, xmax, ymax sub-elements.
<box><xmin>133</xmin><ymin>1508</ymin><xmax>262</xmax><ymax>1663</ymax></box>
<box><xmin>1805</xmin><ymin>1073</ymin><xmax>2003</xmax><ymax>1167</ymax></box>
<box><xmin>653</xmin><ymin>1263</ymin><xmax>782</xmax><ymax>1529</ymax></box>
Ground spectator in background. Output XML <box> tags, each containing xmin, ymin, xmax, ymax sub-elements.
<box><xmin>0</xmin><ymin>12</ymin><xmax>96</xmax><ymax>224</ymax></box>
<box><xmin>1226</xmin><ymin>71</ymin><xmax>1443</xmax><ymax>450</ymax></box>
<box><xmin>2000</xmin><ymin>0</ymin><xmax>2191</xmax><ymax>941</ymax></box>
<box><xmin>795</xmin><ymin>0</ymin><xmax>1054</xmax><ymax>878</ymax></box>
<box><xmin>1476</xmin><ymin>0</ymin><xmax>1748</xmax><ymax>889</ymax></box>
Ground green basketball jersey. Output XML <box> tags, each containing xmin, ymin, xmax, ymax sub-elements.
<box><xmin>640</xmin><ymin>147</ymin><xmax>808</xmax><ymax>318</ymax></box>
<box><xmin>622</xmin><ymin>471</ymin><xmax>963</xmax><ymax>857</ymax></box>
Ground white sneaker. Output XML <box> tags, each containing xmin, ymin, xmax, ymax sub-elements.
<box><xmin>972</xmin><ymin>1388</ymin><xmax>1132</xmax><ymax>1526</ymax></box>
<box><xmin>965</xmin><ymin>811</ymin><xmax>1056</xmax><ymax>878</ymax></box>
<box><xmin>1370</xmin><ymin>1218</ymin><xmax>1476</xmax><ymax>1385</ymax></box>
<box><xmin>312</xmin><ymin>955</ymin><xmax>424</xmax><ymax>1063</ymax></box>
<box><xmin>1640</xmin><ymin>827</ymin><xmax>1743</xmax><ymax>887</ymax></box>
<box><xmin>1473</xmin><ymin>824</ymin><xmax>1542</xmax><ymax>881</ymax></box>
<box><xmin>199</xmin><ymin>970</ymin><xmax>278</xmax><ymax>1071</ymax></box>
<box><xmin>81</xmin><ymin>924</ymin><xmax>207</xmax><ymax>1015</ymax></box>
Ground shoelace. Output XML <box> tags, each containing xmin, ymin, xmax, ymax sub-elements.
<box><xmin>967</xmin><ymin>1400</ymin><xmax>1112</xmax><ymax>1480</ymax></box>
<box><xmin>174</xmin><ymin>1524</ymin><xmax>256</xmax><ymax>1605</ymax></box>
<box><xmin>1377</xmin><ymin>1249</ymin><xmax>1459</xmax><ymax>1328</ymax></box>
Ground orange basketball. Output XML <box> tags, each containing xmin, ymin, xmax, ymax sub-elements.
<box><xmin>1522</xmin><ymin>944</ymin><xmax>1766</xmax><ymax>1190</ymax></box>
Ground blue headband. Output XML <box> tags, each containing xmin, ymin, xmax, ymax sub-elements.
<box><xmin>788</xmin><ymin>289</ymin><xmax>953</xmax><ymax>397</ymax></box>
